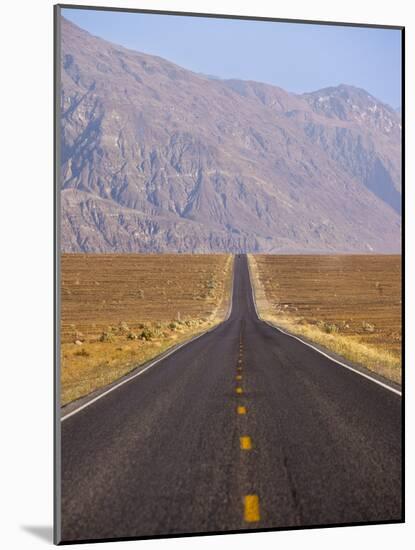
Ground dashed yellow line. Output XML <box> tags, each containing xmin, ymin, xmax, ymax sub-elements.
<box><xmin>234</xmin><ymin>341</ymin><xmax>259</xmax><ymax>523</ymax></box>
<box><xmin>240</xmin><ymin>436</ymin><xmax>252</xmax><ymax>450</ymax></box>
<box><xmin>244</xmin><ymin>495</ymin><xmax>260</xmax><ymax>522</ymax></box>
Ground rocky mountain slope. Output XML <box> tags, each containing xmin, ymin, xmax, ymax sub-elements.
<box><xmin>60</xmin><ymin>17</ymin><xmax>402</xmax><ymax>253</ymax></box>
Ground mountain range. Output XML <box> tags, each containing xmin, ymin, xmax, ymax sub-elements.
<box><xmin>60</xmin><ymin>17</ymin><xmax>402</xmax><ymax>253</ymax></box>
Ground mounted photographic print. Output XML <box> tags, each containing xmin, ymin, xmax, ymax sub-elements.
<box><xmin>54</xmin><ymin>3</ymin><xmax>404</xmax><ymax>544</ymax></box>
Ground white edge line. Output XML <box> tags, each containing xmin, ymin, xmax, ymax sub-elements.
<box><xmin>246</xmin><ymin>255</ymin><xmax>402</xmax><ymax>398</ymax></box>
<box><xmin>61</xmin><ymin>256</ymin><xmax>236</xmax><ymax>422</ymax></box>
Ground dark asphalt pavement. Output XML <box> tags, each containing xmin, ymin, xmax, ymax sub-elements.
<box><xmin>59</xmin><ymin>255</ymin><xmax>402</xmax><ymax>542</ymax></box>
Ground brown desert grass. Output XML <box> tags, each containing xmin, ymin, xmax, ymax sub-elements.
<box><xmin>61</xmin><ymin>254</ymin><xmax>233</xmax><ymax>405</ymax></box>
<box><xmin>248</xmin><ymin>254</ymin><xmax>401</xmax><ymax>384</ymax></box>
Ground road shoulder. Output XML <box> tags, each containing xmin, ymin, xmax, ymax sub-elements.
<box><xmin>246</xmin><ymin>254</ymin><xmax>401</xmax><ymax>396</ymax></box>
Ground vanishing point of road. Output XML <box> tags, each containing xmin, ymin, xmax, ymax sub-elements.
<box><xmin>59</xmin><ymin>255</ymin><xmax>402</xmax><ymax>542</ymax></box>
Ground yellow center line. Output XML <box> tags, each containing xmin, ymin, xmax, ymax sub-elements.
<box><xmin>236</xmin><ymin>374</ymin><xmax>242</xmax><ymax>381</ymax></box>
<box><xmin>240</xmin><ymin>436</ymin><xmax>252</xmax><ymax>450</ymax></box>
<box><xmin>236</xmin><ymin>386</ymin><xmax>243</xmax><ymax>394</ymax></box>
<box><xmin>237</xmin><ymin>406</ymin><xmax>247</xmax><ymax>415</ymax></box>
<box><xmin>244</xmin><ymin>495</ymin><xmax>260</xmax><ymax>522</ymax></box>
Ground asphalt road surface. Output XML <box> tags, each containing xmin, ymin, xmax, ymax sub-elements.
<box><xmin>60</xmin><ymin>255</ymin><xmax>402</xmax><ymax>543</ymax></box>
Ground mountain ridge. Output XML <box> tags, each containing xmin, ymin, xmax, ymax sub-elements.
<box><xmin>60</xmin><ymin>17</ymin><xmax>401</xmax><ymax>253</ymax></box>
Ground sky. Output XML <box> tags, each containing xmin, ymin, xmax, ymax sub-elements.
<box><xmin>62</xmin><ymin>8</ymin><xmax>402</xmax><ymax>108</ymax></box>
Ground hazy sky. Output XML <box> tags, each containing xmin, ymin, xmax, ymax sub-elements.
<box><xmin>62</xmin><ymin>8</ymin><xmax>402</xmax><ymax>108</ymax></box>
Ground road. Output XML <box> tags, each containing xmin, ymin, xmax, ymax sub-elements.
<box><xmin>60</xmin><ymin>255</ymin><xmax>402</xmax><ymax>542</ymax></box>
